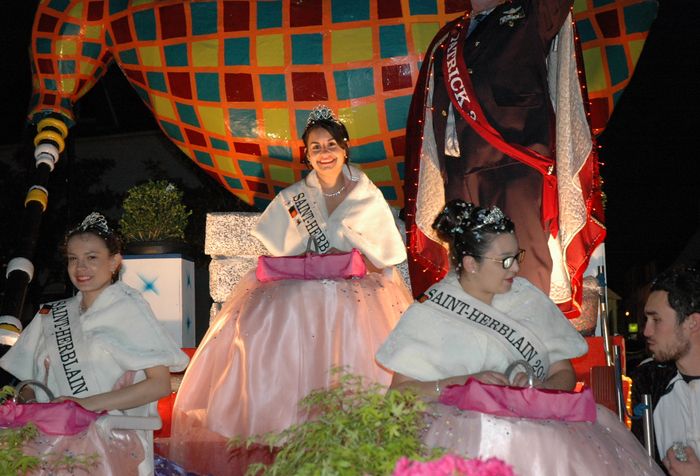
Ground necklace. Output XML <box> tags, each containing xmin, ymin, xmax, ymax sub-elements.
<box><xmin>79</xmin><ymin>302</ymin><xmax>88</xmax><ymax>315</ymax></box>
<box><xmin>322</xmin><ymin>182</ymin><xmax>346</xmax><ymax>198</ymax></box>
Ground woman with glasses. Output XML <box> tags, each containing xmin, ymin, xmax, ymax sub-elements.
<box><xmin>170</xmin><ymin>106</ymin><xmax>412</xmax><ymax>475</ymax></box>
<box><xmin>377</xmin><ymin>199</ymin><xmax>587</xmax><ymax>396</ymax></box>
<box><xmin>376</xmin><ymin>199</ymin><xmax>664</xmax><ymax>475</ymax></box>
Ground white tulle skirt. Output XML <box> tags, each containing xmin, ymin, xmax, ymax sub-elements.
<box><xmin>168</xmin><ymin>269</ymin><xmax>412</xmax><ymax>474</ymax></box>
<box><xmin>422</xmin><ymin>402</ymin><xmax>665</xmax><ymax>476</ymax></box>
<box><xmin>22</xmin><ymin>424</ymin><xmax>144</xmax><ymax>475</ymax></box>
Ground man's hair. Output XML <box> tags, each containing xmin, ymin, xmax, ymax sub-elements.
<box><xmin>651</xmin><ymin>265</ymin><xmax>700</xmax><ymax>324</ymax></box>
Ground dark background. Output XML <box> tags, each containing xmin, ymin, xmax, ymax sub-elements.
<box><xmin>1</xmin><ymin>0</ymin><xmax>698</xmax><ymax>333</ymax></box>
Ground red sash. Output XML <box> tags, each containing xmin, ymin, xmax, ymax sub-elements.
<box><xmin>441</xmin><ymin>14</ymin><xmax>558</xmax><ymax>237</ymax></box>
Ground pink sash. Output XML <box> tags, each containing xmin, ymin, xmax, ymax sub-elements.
<box><xmin>442</xmin><ymin>12</ymin><xmax>558</xmax><ymax>236</ymax></box>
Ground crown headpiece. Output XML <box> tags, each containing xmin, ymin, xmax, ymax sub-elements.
<box><xmin>306</xmin><ymin>105</ymin><xmax>342</xmax><ymax>127</ymax></box>
<box><xmin>472</xmin><ymin>207</ymin><xmax>507</xmax><ymax>231</ymax></box>
<box><xmin>443</xmin><ymin>203</ymin><xmax>510</xmax><ymax>236</ymax></box>
<box><xmin>70</xmin><ymin>212</ymin><xmax>113</xmax><ymax>237</ymax></box>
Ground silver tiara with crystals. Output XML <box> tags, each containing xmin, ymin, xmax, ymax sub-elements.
<box><xmin>306</xmin><ymin>105</ymin><xmax>342</xmax><ymax>127</ymax></box>
<box><xmin>472</xmin><ymin>207</ymin><xmax>507</xmax><ymax>231</ymax></box>
<box><xmin>442</xmin><ymin>202</ymin><xmax>510</xmax><ymax>236</ymax></box>
<box><xmin>72</xmin><ymin>212</ymin><xmax>112</xmax><ymax>236</ymax></box>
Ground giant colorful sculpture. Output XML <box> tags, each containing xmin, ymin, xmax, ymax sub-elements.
<box><xmin>0</xmin><ymin>0</ymin><xmax>657</xmax><ymax>344</ymax></box>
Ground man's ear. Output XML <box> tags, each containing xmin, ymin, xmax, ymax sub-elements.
<box><xmin>686</xmin><ymin>312</ymin><xmax>700</xmax><ymax>332</ymax></box>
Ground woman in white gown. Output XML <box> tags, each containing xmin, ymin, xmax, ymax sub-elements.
<box><xmin>170</xmin><ymin>106</ymin><xmax>412</xmax><ymax>475</ymax></box>
<box><xmin>376</xmin><ymin>199</ymin><xmax>664</xmax><ymax>476</ymax></box>
<box><xmin>0</xmin><ymin>212</ymin><xmax>189</xmax><ymax>476</ymax></box>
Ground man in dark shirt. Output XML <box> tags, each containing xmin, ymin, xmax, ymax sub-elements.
<box><xmin>631</xmin><ymin>266</ymin><xmax>700</xmax><ymax>475</ymax></box>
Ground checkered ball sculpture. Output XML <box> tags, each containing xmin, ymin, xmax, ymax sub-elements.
<box><xmin>28</xmin><ymin>0</ymin><xmax>655</xmax><ymax>208</ymax></box>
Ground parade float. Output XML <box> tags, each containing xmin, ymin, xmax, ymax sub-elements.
<box><xmin>0</xmin><ymin>0</ymin><xmax>661</xmax><ymax>474</ymax></box>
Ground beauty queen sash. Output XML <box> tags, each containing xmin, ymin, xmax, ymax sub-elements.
<box><xmin>40</xmin><ymin>300</ymin><xmax>97</xmax><ymax>397</ymax></box>
<box><xmin>283</xmin><ymin>182</ymin><xmax>332</xmax><ymax>254</ymax></box>
<box><xmin>418</xmin><ymin>280</ymin><xmax>550</xmax><ymax>379</ymax></box>
<box><xmin>441</xmin><ymin>13</ymin><xmax>558</xmax><ymax>237</ymax></box>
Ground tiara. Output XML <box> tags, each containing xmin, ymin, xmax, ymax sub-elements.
<box><xmin>472</xmin><ymin>207</ymin><xmax>507</xmax><ymax>231</ymax></box>
<box><xmin>306</xmin><ymin>105</ymin><xmax>342</xmax><ymax>127</ymax></box>
<box><xmin>71</xmin><ymin>212</ymin><xmax>112</xmax><ymax>236</ymax></box>
<box><xmin>444</xmin><ymin>203</ymin><xmax>509</xmax><ymax>235</ymax></box>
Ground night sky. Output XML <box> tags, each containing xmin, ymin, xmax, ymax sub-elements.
<box><xmin>1</xmin><ymin>0</ymin><xmax>698</xmax><ymax>307</ymax></box>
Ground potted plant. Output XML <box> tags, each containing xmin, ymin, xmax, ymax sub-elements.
<box><xmin>119</xmin><ymin>180</ymin><xmax>192</xmax><ymax>254</ymax></box>
<box><xmin>119</xmin><ymin>180</ymin><xmax>196</xmax><ymax>346</ymax></box>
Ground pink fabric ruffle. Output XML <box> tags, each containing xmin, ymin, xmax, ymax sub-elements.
<box><xmin>256</xmin><ymin>249</ymin><xmax>366</xmax><ymax>282</ymax></box>
<box><xmin>22</xmin><ymin>423</ymin><xmax>144</xmax><ymax>475</ymax></box>
<box><xmin>0</xmin><ymin>400</ymin><xmax>103</xmax><ymax>435</ymax></box>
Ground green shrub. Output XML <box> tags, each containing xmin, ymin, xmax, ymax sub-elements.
<box><xmin>241</xmin><ymin>371</ymin><xmax>441</xmax><ymax>476</ymax></box>
<box><xmin>119</xmin><ymin>180</ymin><xmax>192</xmax><ymax>242</ymax></box>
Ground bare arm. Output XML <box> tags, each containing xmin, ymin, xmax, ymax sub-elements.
<box><xmin>55</xmin><ymin>365</ymin><xmax>171</xmax><ymax>412</ymax></box>
<box><xmin>389</xmin><ymin>370</ymin><xmax>510</xmax><ymax>399</ymax></box>
<box><xmin>511</xmin><ymin>359</ymin><xmax>576</xmax><ymax>391</ymax></box>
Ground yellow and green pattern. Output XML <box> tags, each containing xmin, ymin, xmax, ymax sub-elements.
<box><xmin>28</xmin><ymin>0</ymin><xmax>656</xmax><ymax>208</ymax></box>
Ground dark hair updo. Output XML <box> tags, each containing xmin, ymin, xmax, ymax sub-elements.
<box><xmin>63</xmin><ymin>212</ymin><xmax>123</xmax><ymax>256</ymax></box>
<box><xmin>301</xmin><ymin>105</ymin><xmax>350</xmax><ymax>166</ymax></box>
<box><xmin>651</xmin><ymin>265</ymin><xmax>700</xmax><ymax>324</ymax></box>
<box><xmin>433</xmin><ymin>199</ymin><xmax>515</xmax><ymax>273</ymax></box>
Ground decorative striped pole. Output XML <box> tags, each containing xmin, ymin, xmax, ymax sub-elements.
<box><xmin>0</xmin><ymin>115</ymin><xmax>68</xmax><ymax>348</ymax></box>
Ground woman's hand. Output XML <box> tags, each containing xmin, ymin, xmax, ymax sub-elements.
<box><xmin>389</xmin><ymin>371</ymin><xmax>511</xmax><ymax>400</ymax></box>
<box><xmin>390</xmin><ymin>373</ymin><xmax>469</xmax><ymax>399</ymax></box>
<box><xmin>510</xmin><ymin>371</ymin><xmax>536</xmax><ymax>387</ymax></box>
<box><xmin>538</xmin><ymin>360</ymin><xmax>576</xmax><ymax>391</ymax></box>
<box><xmin>470</xmin><ymin>371</ymin><xmax>510</xmax><ymax>386</ymax></box>
<box><xmin>17</xmin><ymin>386</ymin><xmax>37</xmax><ymax>403</ymax></box>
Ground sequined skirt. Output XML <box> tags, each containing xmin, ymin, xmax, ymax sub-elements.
<box><xmin>422</xmin><ymin>402</ymin><xmax>665</xmax><ymax>476</ymax></box>
<box><xmin>168</xmin><ymin>269</ymin><xmax>411</xmax><ymax>475</ymax></box>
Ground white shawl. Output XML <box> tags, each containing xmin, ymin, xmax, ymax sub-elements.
<box><xmin>376</xmin><ymin>275</ymin><xmax>587</xmax><ymax>381</ymax></box>
<box><xmin>252</xmin><ymin>165</ymin><xmax>406</xmax><ymax>268</ymax></box>
<box><xmin>0</xmin><ymin>281</ymin><xmax>189</xmax><ymax>476</ymax></box>
<box><xmin>0</xmin><ymin>281</ymin><xmax>188</xmax><ymax>403</ymax></box>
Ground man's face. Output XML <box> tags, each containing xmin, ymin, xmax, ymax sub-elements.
<box><xmin>643</xmin><ymin>290</ymin><xmax>691</xmax><ymax>362</ymax></box>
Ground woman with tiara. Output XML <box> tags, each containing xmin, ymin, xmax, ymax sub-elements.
<box><xmin>170</xmin><ymin>106</ymin><xmax>412</xmax><ymax>473</ymax></box>
<box><xmin>376</xmin><ymin>199</ymin><xmax>664</xmax><ymax>475</ymax></box>
<box><xmin>0</xmin><ymin>212</ymin><xmax>190</xmax><ymax>476</ymax></box>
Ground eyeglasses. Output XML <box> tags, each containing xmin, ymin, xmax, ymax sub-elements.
<box><xmin>477</xmin><ymin>249</ymin><xmax>525</xmax><ymax>270</ymax></box>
